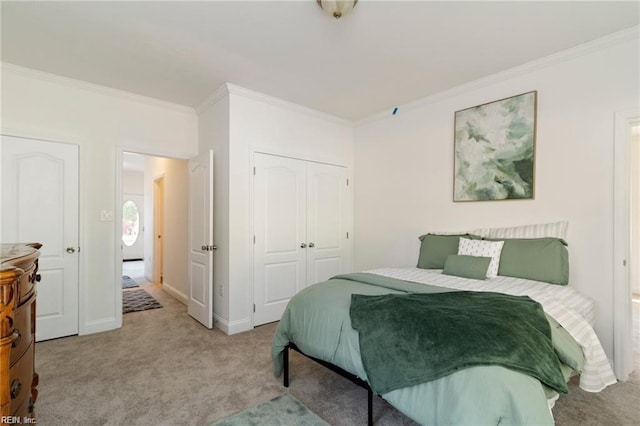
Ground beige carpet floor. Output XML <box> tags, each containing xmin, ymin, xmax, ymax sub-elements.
<box><xmin>34</xmin><ymin>284</ymin><xmax>640</xmax><ymax>425</ymax></box>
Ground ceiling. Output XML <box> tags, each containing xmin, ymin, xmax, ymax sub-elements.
<box><xmin>1</xmin><ymin>1</ymin><xmax>638</xmax><ymax>121</ymax></box>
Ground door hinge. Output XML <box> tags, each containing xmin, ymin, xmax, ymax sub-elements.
<box><xmin>253</xmin><ymin>304</ymin><xmax>256</xmax><ymax>313</ymax></box>
<box><xmin>346</xmin><ymin>178</ymin><xmax>349</xmax><ymax>186</ymax></box>
<box><xmin>346</xmin><ymin>232</ymin><xmax>349</xmax><ymax>239</ymax></box>
<box><xmin>253</xmin><ymin>166</ymin><xmax>256</xmax><ymax>175</ymax></box>
<box><xmin>253</xmin><ymin>235</ymin><xmax>256</xmax><ymax>244</ymax></box>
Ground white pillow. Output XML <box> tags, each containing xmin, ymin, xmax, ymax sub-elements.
<box><xmin>458</xmin><ymin>238</ymin><xmax>504</xmax><ymax>278</ymax></box>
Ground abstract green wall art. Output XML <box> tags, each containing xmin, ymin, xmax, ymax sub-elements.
<box><xmin>454</xmin><ymin>91</ymin><xmax>537</xmax><ymax>201</ymax></box>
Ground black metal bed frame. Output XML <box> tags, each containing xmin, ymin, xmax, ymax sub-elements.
<box><xmin>283</xmin><ymin>343</ymin><xmax>375</xmax><ymax>426</ymax></box>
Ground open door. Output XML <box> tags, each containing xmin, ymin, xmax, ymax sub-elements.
<box><xmin>188</xmin><ymin>150</ymin><xmax>214</xmax><ymax>328</ymax></box>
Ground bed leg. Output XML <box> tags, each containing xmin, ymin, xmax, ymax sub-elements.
<box><xmin>283</xmin><ymin>344</ymin><xmax>290</xmax><ymax>388</ymax></box>
<box><xmin>367</xmin><ymin>387</ymin><xmax>373</xmax><ymax>426</ymax></box>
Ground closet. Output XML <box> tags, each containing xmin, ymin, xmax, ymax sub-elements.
<box><xmin>253</xmin><ymin>153</ymin><xmax>350</xmax><ymax>325</ymax></box>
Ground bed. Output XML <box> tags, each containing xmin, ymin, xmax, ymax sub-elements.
<box><xmin>271</xmin><ymin>223</ymin><xmax>617</xmax><ymax>425</ymax></box>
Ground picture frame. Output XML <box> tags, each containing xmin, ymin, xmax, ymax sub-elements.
<box><xmin>453</xmin><ymin>91</ymin><xmax>537</xmax><ymax>202</ymax></box>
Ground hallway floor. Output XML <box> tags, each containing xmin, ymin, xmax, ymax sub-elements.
<box><xmin>122</xmin><ymin>260</ymin><xmax>146</xmax><ymax>282</ymax></box>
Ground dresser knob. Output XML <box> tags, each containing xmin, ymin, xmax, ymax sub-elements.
<box><xmin>11</xmin><ymin>329</ymin><xmax>21</xmax><ymax>348</ymax></box>
<box><xmin>10</xmin><ymin>379</ymin><xmax>21</xmax><ymax>399</ymax></box>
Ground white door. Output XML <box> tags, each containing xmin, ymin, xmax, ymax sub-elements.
<box><xmin>253</xmin><ymin>154</ymin><xmax>349</xmax><ymax>326</ymax></box>
<box><xmin>1</xmin><ymin>135</ymin><xmax>79</xmax><ymax>341</ymax></box>
<box><xmin>122</xmin><ymin>194</ymin><xmax>144</xmax><ymax>260</ymax></box>
<box><xmin>188</xmin><ymin>150</ymin><xmax>214</xmax><ymax>328</ymax></box>
<box><xmin>253</xmin><ymin>154</ymin><xmax>307</xmax><ymax>326</ymax></box>
<box><xmin>306</xmin><ymin>162</ymin><xmax>349</xmax><ymax>284</ymax></box>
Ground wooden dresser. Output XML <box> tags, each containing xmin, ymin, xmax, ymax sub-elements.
<box><xmin>1</xmin><ymin>243</ymin><xmax>41</xmax><ymax>421</ymax></box>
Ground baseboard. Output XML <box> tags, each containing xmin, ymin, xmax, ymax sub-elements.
<box><xmin>162</xmin><ymin>281</ymin><xmax>188</xmax><ymax>305</ymax></box>
<box><xmin>213</xmin><ymin>313</ymin><xmax>252</xmax><ymax>335</ymax></box>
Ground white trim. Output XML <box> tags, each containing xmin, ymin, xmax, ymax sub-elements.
<box><xmin>213</xmin><ymin>313</ymin><xmax>252</xmax><ymax>335</ymax></box>
<box><xmin>195</xmin><ymin>83</ymin><xmax>230</xmax><ymax>115</ymax></box>
<box><xmin>356</xmin><ymin>25</ymin><xmax>640</xmax><ymax>127</ymax></box>
<box><xmin>163</xmin><ymin>281</ymin><xmax>188</xmax><ymax>305</ymax></box>
<box><xmin>613</xmin><ymin>108</ymin><xmax>640</xmax><ymax>381</ymax></box>
<box><xmin>2</xmin><ymin>62</ymin><xmax>197</xmax><ymax>116</ymax></box>
<box><xmin>114</xmin><ymin>150</ymin><xmax>124</xmax><ymax>332</ymax></box>
<box><xmin>224</xmin><ymin>83</ymin><xmax>352</xmax><ymax>127</ymax></box>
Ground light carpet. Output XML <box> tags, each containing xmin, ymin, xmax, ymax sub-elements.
<box><xmin>34</xmin><ymin>283</ymin><xmax>640</xmax><ymax>425</ymax></box>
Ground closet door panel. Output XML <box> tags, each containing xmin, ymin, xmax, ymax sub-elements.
<box><xmin>306</xmin><ymin>162</ymin><xmax>348</xmax><ymax>285</ymax></box>
<box><xmin>253</xmin><ymin>154</ymin><xmax>306</xmax><ymax>325</ymax></box>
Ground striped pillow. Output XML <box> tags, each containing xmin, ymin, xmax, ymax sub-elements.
<box><xmin>471</xmin><ymin>221</ymin><xmax>568</xmax><ymax>240</ymax></box>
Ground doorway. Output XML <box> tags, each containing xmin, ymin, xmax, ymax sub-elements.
<box><xmin>614</xmin><ymin>110</ymin><xmax>640</xmax><ymax>380</ymax></box>
<box><xmin>118</xmin><ymin>150</ymin><xmax>190</xmax><ymax>320</ymax></box>
<box><xmin>631</xmin><ymin>123</ymin><xmax>640</xmax><ymax>370</ymax></box>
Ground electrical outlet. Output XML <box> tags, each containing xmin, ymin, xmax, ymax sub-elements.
<box><xmin>100</xmin><ymin>210</ymin><xmax>113</xmax><ymax>221</ymax></box>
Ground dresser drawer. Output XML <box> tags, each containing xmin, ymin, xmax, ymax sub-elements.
<box><xmin>11</xmin><ymin>393</ymin><xmax>31</xmax><ymax>419</ymax></box>
<box><xmin>10</xmin><ymin>296</ymin><xmax>35</xmax><ymax>366</ymax></box>
<box><xmin>9</xmin><ymin>343</ymin><xmax>34</xmax><ymax>413</ymax></box>
<box><xmin>17</xmin><ymin>263</ymin><xmax>37</xmax><ymax>305</ymax></box>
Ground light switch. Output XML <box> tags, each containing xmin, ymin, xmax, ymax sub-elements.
<box><xmin>100</xmin><ymin>210</ymin><xmax>113</xmax><ymax>221</ymax></box>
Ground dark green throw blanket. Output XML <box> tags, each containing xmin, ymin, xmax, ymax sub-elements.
<box><xmin>349</xmin><ymin>291</ymin><xmax>568</xmax><ymax>395</ymax></box>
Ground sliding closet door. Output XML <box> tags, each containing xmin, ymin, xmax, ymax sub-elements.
<box><xmin>306</xmin><ymin>162</ymin><xmax>349</xmax><ymax>285</ymax></box>
<box><xmin>253</xmin><ymin>154</ymin><xmax>307</xmax><ymax>326</ymax></box>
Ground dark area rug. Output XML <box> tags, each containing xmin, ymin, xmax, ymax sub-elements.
<box><xmin>122</xmin><ymin>275</ymin><xmax>139</xmax><ymax>289</ymax></box>
<box><xmin>212</xmin><ymin>394</ymin><xmax>328</xmax><ymax>426</ymax></box>
<box><xmin>123</xmin><ymin>289</ymin><xmax>162</xmax><ymax>314</ymax></box>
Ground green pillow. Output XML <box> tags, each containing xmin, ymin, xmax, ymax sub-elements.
<box><xmin>547</xmin><ymin>315</ymin><xmax>584</xmax><ymax>373</ymax></box>
<box><xmin>442</xmin><ymin>255</ymin><xmax>491</xmax><ymax>280</ymax></box>
<box><xmin>417</xmin><ymin>234</ymin><xmax>480</xmax><ymax>269</ymax></box>
<box><xmin>486</xmin><ymin>237</ymin><xmax>569</xmax><ymax>285</ymax></box>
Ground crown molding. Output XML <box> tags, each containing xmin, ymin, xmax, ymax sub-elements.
<box><xmin>355</xmin><ymin>25</ymin><xmax>640</xmax><ymax>127</ymax></box>
<box><xmin>223</xmin><ymin>82</ymin><xmax>353</xmax><ymax>127</ymax></box>
<box><xmin>1</xmin><ymin>62</ymin><xmax>197</xmax><ymax>116</ymax></box>
<box><xmin>195</xmin><ymin>83</ymin><xmax>230</xmax><ymax>115</ymax></box>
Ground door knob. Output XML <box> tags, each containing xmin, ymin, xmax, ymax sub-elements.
<box><xmin>66</xmin><ymin>247</ymin><xmax>79</xmax><ymax>253</ymax></box>
<box><xmin>308</xmin><ymin>242</ymin><xmax>315</xmax><ymax>248</ymax></box>
<box><xmin>300</xmin><ymin>243</ymin><xmax>307</xmax><ymax>248</ymax></box>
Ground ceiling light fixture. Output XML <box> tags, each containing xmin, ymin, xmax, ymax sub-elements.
<box><xmin>317</xmin><ymin>0</ymin><xmax>358</xmax><ymax>19</ymax></box>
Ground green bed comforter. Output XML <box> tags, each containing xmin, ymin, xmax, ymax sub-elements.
<box><xmin>272</xmin><ymin>273</ymin><xmax>584</xmax><ymax>425</ymax></box>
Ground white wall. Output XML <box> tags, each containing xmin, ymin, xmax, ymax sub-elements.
<box><xmin>198</xmin><ymin>84</ymin><xmax>354</xmax><ymax>333</ymax></box>
<box><xmin>198</xmin><ymin>90</ymin><xmax>231</xmax><ymax>322</ymax></box>
<box><xmin>1</xmin><ymin>64</ymin><xmax>198</xmax><ymax>335</ymax></box>
<box><xmin>353</xmin><ymin>31</ymin><xmax>639</xmax><ymax>358</ymax></box>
